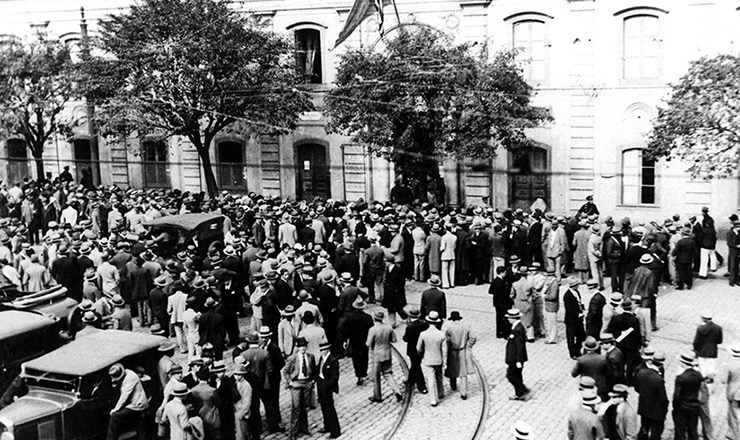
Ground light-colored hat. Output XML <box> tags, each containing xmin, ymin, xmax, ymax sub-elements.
<box><xmin>510</xmin><ymin>421</ymin><xmax>532</xmax><ymax>440</ymax></box>
<box><xmin>426</xmin><ymin>310</ymin><xmax>442</xmax><ymax>324</ymax></box>
<box><xmin>505</xmin><ymin>309</ymin><xmax>522</xmax><ymax>320</ymax></box>
<box><xmin>678</xmin><ymin>351</ymin><xmax>697</xmax><ymax>367</ymax></box>
<box><xmin>728</xmin><ymin>344</ymin><xmax>740</xmax><ymax>358</ymax></box>
<box><xmin>153</xmin><ymin>276</ymin><xmax>167</xmax><ymax>287</ymax></box>
<box><xmin>428</xmin><ymin>275</ymin><xmax>442</xmax><ymax>287</ymax></box>
<box><xmin>108</xmin><ymin>363</ymin><xmax>125</xmax><ymax>381</ymax></box>
<box><xmin>639</xmin><ymin>254</ymin><xmax>654</xmax><ymax>265</ymax></box>
<box><xmin>567</xmin><ymin>276</ymin><xmax>580</xmax><ymax>288</ymax></box>
<box><xmin>111</xmin><ymin>294</ymin><xmax>125</xmax><ymax>307</ymax></box>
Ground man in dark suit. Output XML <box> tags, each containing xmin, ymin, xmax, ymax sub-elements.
<box><xmin>571</xmin><ymin>336</ymin><xmax>609</xmax><ymax>401</ymax></box>
<box><xmin>693</xmin><ymin>311</ymin><xmax>723</xmax><ymax>381</ymax></box>
<box><xmin>600</xmin><ymin>333</ymin><xmax>625</xmax><ymax>392</ymax></box>
<box><xmin>199</xmin><ymin>297</ymin><xmax>226</xmax><ymax>360</ymax></box>
<box><xmin>607</xmin><ymin>299</ymin><xmax>642</xmax><ymax>385</ymax></box>
<box><xmin>604</xmin><ymin>226</ymin><xmax>625</xmax><ymax>292</ymax></box>
<box><xmin>259</xmin><ymin>326</ymin><xmax>286</xmax><ymax>434</ymax></box>
<box><xmin>402</xmin><ymin>308</ymin><xmax>429</xmax><ymax>394</ymax></box>
<box><xmin>563</xmin><ymin>277</ymin><xmax>586</xmax><ymax>359</ymax></box>
<box><xmin>337</xmin><ymin>298</ymin><xmax>374</xmax><ymax>385</ymax></box>
<box><xmin>50</xmin><ymin>245</ymin><xmax>82</xmax><ymax>301</ymax></box>
<box><xmin>419</xmin><ymin>275</ymin><xmax>447</xmax><ymax>319</ymax></box>
<box><xmin>316</xmin><ymin>341</ymin><xmax>341</xmax><ymax>438</ymax></box>
<box><xmin>634</xmin><ymin>352</ymin><xmax>668</xmax><ymax>440</ymax></box>
<box><xmin>239</xmin><ymin>331</ymin><xmax>274</xmax><ymax>440</ymax></box>
<box><xmin>727</xmin><ymin>218</ymin><xmax>740</xmax><ymax>286</ymax></box>
<box><xmin>283</xmin><ymin>337</ymin><xmax>316</xmax><ymax>439</ymax></box>
<box><xmin>585</xmin><ymin>281</ymin><xmax>606</xmax><ymax>339</ymax></box>
<box><xmin>505</xmin><ymin>308</ymin><xmax>530</xmax><ymax>400</ymax></box>
<box><xmin>220</xmin><ymin>272</ymin><xmax>242</xmax><ymax>346</ymax></box>
<box><xmin>673</xmin><ymin>227</ymin><xmax>697</xmax><ymax>290</ymax></box>
<box><xmin>673</xmin><ymin>352</ymin><xmax>703</xmax><ymax>440</ymax></box>
<box><xmin>489</xmin><ymin>266</ymin><xmax>512</xmax><ymax>339</ymax></box>
<box><xmin>211</xmin><ymin>360</ymin><xmax>239</xmax><ymax>440</ymax></box>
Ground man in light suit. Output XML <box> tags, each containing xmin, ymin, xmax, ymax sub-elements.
<box><xmin>366</xmin><ymin>310</ymin><xmax>403</xmax><ymax>403</ymax></box>
<box><xmin>282</xmin><ymin>337</ymin><xmax>316</xmax><ymax>439</ymax></box>
<box><xmin>720</xmin><ymin>344</ymin><xmax>740</xmax><ymax>439</ymax></box>
<box><xmin>417</xmin><ymin>311</ymin><xmax>446</xmax><ymax>406</ymax></box>
<box><xmin>316</xmin><ymin>341</ymin><xmax>341</xmax><ymax>438</ymax></box>
<box><xmin>567</xmin><ymin>393</ymin><xmax>604</xmax><ymax>440</ymax></box>
<box><xmin>440</xmin><ymin>223</ymin><xmax>457</xmax><ymax>289</ymax></box>
<box><xmin>167</xmin><ymin>282</ymin><xmax>189</xmax><ymax>354</ymax></box>
<box><xmin>411</xmin><ymin>220</ymin><xmax>428</xmax><ymax>282</ymax></box>
<box><xmin>545</xmin><ymin>219</ymin><xmax>568</xmax><ymax>282</ymax></box>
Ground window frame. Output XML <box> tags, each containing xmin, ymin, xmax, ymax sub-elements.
<box><xmin>288</xmin><ymin>23</ymin><xmax>327</xmax><ymax>86</ymax></box>
<box><xmin>216</xmin><ymin>139</ymin><xmax>246</xmax><ymax>191</ymax></box>
<box><xmin>504</xmin><ymin>12</ymin><xmax>553</xmax><ymax>86</ymax></box>
<box><xmin>620</xmin><ymin>147</ymin><xmax>659</xmax><ymax>207</ymax></box>
<box><xmin>616</xmin><ymin>8</ymin><xmax>667</xmax><ymax>83</ymax></box>
<box><xmin>141</xmin><ymin>138</ymin><xmax>170</xmax><ymax>188</ymax></box>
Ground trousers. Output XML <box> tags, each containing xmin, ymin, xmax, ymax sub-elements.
<box><xmin>441</xmin><ymin>260</ymin><xmax>455</xmax><ymax>289</ymax></box>
<box><xmin>544</xmin><ymin>310</ymin><xmax>558</xmax><ymax>343</ymax></box>
<box><xmin>414</xmin><ymin>254</ymin><xmax>427</xmax><ymax>282</ymax></box>
<box><xmin>107</xmin><ymin>408</ymin><xmax>145</xmax><ymax>440</ymax></box>
<box><xmin>289</xmin><ymin>384</ymin><xmax>312</xmax><ymax>436</ymax></box>
<box><xmin>421</xmin><ymin>364</ymin><xmax>444</xmax><ymax>406</ymax></box>
<box><xmin>638</xmin><ymin>416</ymin><xmax>664</xmax><ymax>440</ymax></box>
<box><xmin>698</xmin><ymin>248</ymin><xmax>717</xmax><ymax>278</ymax></box>
<box><xmin>728</xmin><ymin>400</ymin><xmax>740</xmax><ymax>440</ymax></box>
<box><xmin>673</xmin><ymin>408</ymin><xmax>700</xmax><ymax>440</ymax></box>
<box><xmin>408</xmin><ymin>354</ymin><xmax>426</xmax><ymax>392</ymax></box>
<box><xmin>506</xmin><ymin>363</ymin><xmax>527</xmax><ymax>397</ymax></box>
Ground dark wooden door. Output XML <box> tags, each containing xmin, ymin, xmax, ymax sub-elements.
<box><xmin>296</xmin><ymin>144</ymin><xmax>329</xmax><ymax>201</ymax></box>
<box><xmin>508</xmin><ymin>147</ymin><xmax>549</xmax><ymax>211</ymax></box>
<box><xmin>74</xmin><ymin>139</ymin><xmax>101</xmax><ymax>186</ymax></box>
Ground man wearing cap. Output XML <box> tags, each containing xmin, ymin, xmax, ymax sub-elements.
<box><xmin>599</xmin><ymin>384</ymin><xmax>637</xmax><ymax>440</ymax></box>
<box><xmin>107</xmin><ymin>363</ymin><xmax>148</xmax><ymax>440</ymax></box>
<box><xmin>445</xmin><ymin>311</ymin><xmax>476</xmax><ymax>400</ymax></box>
<box><xmin>727</xmin><ymin>219</ymin><xmax>740</xmax><ymax>286</ymax></box>
<box><xmin>367</xmin><ymin>310</ymin><xmax>404</xmax><ymax>403</ymax></box>
<box><xmin>316</xmin><ymin>340</ymin><xmax>341</xmax><ymax>438</ymax></box>
<box><xmin>693</xmin><ymin>310</ymin><xmax>723</xmax><ymax>381</ymax></box>
<box><xmin>337</xmin><ymin>298</ymin><xmax>373</xmax><ymax>386</ymax></box>
<box><xmin>417</xmin><ymin>311</ymin><xmax>446</xmax><ymax>406</ymax></box>
<box><xmin>719</xmin><ymin>344</ymin><xmax>740</xmax><ymax>438</ymax></box>
<box><xmin>505</xmin><ymin>309</ymin><xmax>530</xmax><ymax>401</ymax></box>
<box><xmin>563</xmin><ymin>277</ymin><xmax>586</xmax><ymax>359</ymax></box>
<box><xmin>567</xmin><ymin>392</ymin><xmax>604</xmax><ymax>440</ymax></box>
<box><xmin>578</xmin><ymin>195</ymin><xmax>599</xmax><ymax>217</ymax></box>
<box><xmin>571</xmin><ymin>336</ymin><xmax>609</xmax><ymax>401</ymax></box>
<box><xmin>283</xmin><ymin>337</ymin><xmax>316</xmax><ymax>438</ymax></box>
<box><xmin>420</xmin><ymin>275</ymin><xmax>447</xmax><ymax>320</ymax></box>
<box><xmin>607</xmin><ymin>299</ymin><xmax>642</xmax><ymax>385</ymax></box>
<box><xmin>163</xmin><ymin>382</ymin><xmax>191</xmax><ymax>440</ymax></box>
<box><xmin>673</xmin><ymin>227</ymin><xmax>697</xmax><ymax>290</ymax></box>
<box><xmin>673</xmin><ymin>351</ymin><xmax>703</xmax><ymax>440</ymax></box>
<box><xmin>633</xmin><ymin>352</ymin><xmax>668</xmax><ymax>440</ymax></box>
<box><xmin>402</xmin><ymin>307</ymin><xmax>429</xmax><ymax>394</ymax></box>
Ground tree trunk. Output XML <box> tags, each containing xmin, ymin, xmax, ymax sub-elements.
<box><xmin>197</xmin><ymin>147</ymin><xmax>219</xmax><ymax>197</ymax></box>
<box><xmin>33</xmin><ymin>155</ymin><xmax>44</xmax><ymax>182</ymax></box>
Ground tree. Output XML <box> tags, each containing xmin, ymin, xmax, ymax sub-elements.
<box><xmin>324</xmin><ymin>26</ymin><xmax>552</xmax><ymax>190</ymax></box>
<box><xmin>0</xmin><ymin>34</ymin><xmax>77</xmax><ymax>180</ymax></box>
<box><xmin>647</xmin><ymin>54</ymin><xmax>740</xmax><ymax>178</ymax></box>
<box><xmin>83</xmin><ymin>0</ymin><xmax>314</xmax><ymax>196</ymax></box>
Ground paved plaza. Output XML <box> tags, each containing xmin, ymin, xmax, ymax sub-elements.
<box><xmin>157</xmin><ymin>272</ymin><xmax>739</xmax><ymax>440</ymax></box>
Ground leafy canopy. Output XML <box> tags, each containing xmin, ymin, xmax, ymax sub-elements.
<box><xmin>647</xmin><ymin>54</ymin><xmax>740</xmax><ymax>178</ymax></box>
<box><xmin>324</xmin><ymin>26</ymin><xmax>552</xmax><ymax>174</ymax></box>
<box><xmin>0</xmin><ymin>34</ymin><xmax>77</xmax><ymax>159</ymax></box>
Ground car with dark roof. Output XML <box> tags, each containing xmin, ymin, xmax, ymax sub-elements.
<box><xmin>143</xmin><ymin>212</ymin><xmax>225</xmax><ymax>257</ymax></box>
<box><xmin>0</xmin><ymin>330</ymin><xmax>165</xmax><ymax>440</ymax></box>
<box><xmin>0</xmin><ymin>284</ymin><xmax>77</xmax><ymax>325</ymax></box>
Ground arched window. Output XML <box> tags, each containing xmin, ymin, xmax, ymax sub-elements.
<box><xmin>294</xmin><ymin>28</ymin><xmax>323</xmax><ymax>84</ymax></box>
<box><xmin>217</xmin><ymin>141</ymin><xmax>245</xmax><ymax>190</ymax></box>
<box><xmin>622</xmin><ymin>14</ymin><xmax>662</xmax><ymax>80</ymax></box>
<box><xmin>142</xmin><ymin>139</ymin><xmax>169</xmax><ymax>188</ymax></box>
<box><xmin>622</xmin><ymin>148</ymin><xmax>656</xmax><ymax>205</ymax></box>
<box><xmin>513</xmin><ymin>19</ymin><xmax>547</xmax><ymax>83</ymax></box>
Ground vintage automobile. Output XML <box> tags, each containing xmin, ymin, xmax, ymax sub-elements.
<box><xmin>143</xmin><ymin>212</ymin><xmax>225</xmax><ymax>257</ymax></box>
<box><xmin>0</xmin><ymin>284</ymin><xmax>77</xmax><ymax>326</ymax></box>
<box><xmin>0</xmin><ymin>310</ymin><xmax>64</xmax><ymax>397</ymax></box>
<box><xmin>0</xmin><ymin>330</ymin><xmax>166</xmax><ymax>440</ymax></box>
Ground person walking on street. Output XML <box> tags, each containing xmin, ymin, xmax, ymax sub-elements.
<box><xmin>693</xmin><ymin>310</ymin><xmax>723</xmax><ymax>381</ymax></box>
<box><xmin>567</xmin><ymin>393</ymin><xmax>604</xmax><ymax>440</ymax></box>
<box><xmin>505</xmin><ymin>309</ymin><xmax>530</xmax><ymax>401</ymax></box>
<box><xmin>366</xmin><ymin>310</ymin><xmax>404</xmax><ymax>403</ymax></box>
<box><xmin>283</xmin><ymin>337</ymin><xmax>316</xmax><ymax>439</ymax></box>
<box><xmin>633</xmin><ymin>352</ymin><xmax>668</xmax><ymax>440</ymax></box>
<box><xmin>417</xmin><ymin>310</ymin><xmax>446</xmax><ymax>406</ymax></box>
<box><xmin>445</xmin><ymin>311</ymin><xmax>476</xmax><ymax>400</ymax></box>
<box><xmin>673</xmin><ymin>352</ymin><xmax>703</xmax><ymax>440</ymax></box>
<box><xmin>490</xmin><ymin>266</ymin><xmax>512</xmax><ymax>339</ymax></box>
<box><xmin>316</xmin><ymin>341</ymin><xmax>341</xmax><ymax>438</ymax></box>
<box><xmin>420</xmin><ymin>275</ymin><xmax>447</xmax><ymax>319</ymax></box>
<box><xmin>402</xmin><ymin>307</ymin><xmax>429</xmax><ymax>394</ymax></box>
<box><xmin>563</xmin><ymin>277</ymin><xmax>586</xmax><ymax>359</ymax></box>
<box><xmin>337</xmin><ymin>298</ymin><xmax>373</xmax><ymax>386</ymax></box>
<box><xmin>719</xmin><ymin>344</ymin><xmax>740</xmax><ymax>439</ymax></box>
<box><xmin>673</xmin><ymin>227</ymin><xmax>697</xmax><ymax>290</ymax></box>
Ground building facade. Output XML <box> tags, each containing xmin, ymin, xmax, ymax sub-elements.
<box><xmin>1</xmin><ymin>0</ymin><xmax>739</xmax><ymax>222</ymax></box>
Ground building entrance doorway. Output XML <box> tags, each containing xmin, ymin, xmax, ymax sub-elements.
<box><xmin>296</xmin><ymin>143</ymin><xmax>329</xmax><ymax>201</ymax></box>
<box><xmin>508</xmin><ymin>146</ymin><xmax>549</xmax><ymax>211</ymax></box>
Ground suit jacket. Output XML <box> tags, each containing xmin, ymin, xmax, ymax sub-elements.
<box><xmin>634</xmin><ymin>366</ymin><xmax>668</xmax><ymax>419</ymax></box>
<box><xmin>545</xmin><ymin>228</ymin><xmax>568</xmax><ymax>259</ymax></box>
<box><xmin>489</xmin><ymin>277</ymin><xmax>512</xmax><ymax>310</ymax></box>
<box><xmin>283</xmin><ymin>351</ymin><xmax>317</xmax><ymax>387</ymax></box>
<box><xmin>416</xmin><ymin>326</ymin><xmax>445</xmax><ymax>366</ymax></box>
<box><xmin>608</xmin><ymin>312</ymin><xmax>642</xmax><ymax>352</ymax></box>
<box><xmin>505</xmin><ymin>321</ymin><xmax>527</xmax><ymax>365</ymax></box>
<box><xmin>571</xmin><ymin>353</ymin><xmax>609</xmax><ymax>399</ymax></box>
<box><xmin>604</xmin><ymin>234</ymin><xmax>624</xmax><ymax>265</ymax></box>
<box><xmin>317</xmin><ymin>354</ymin><xmax>340</xmax><ymax>394</ymax></box>
<box><xmin>693</xmin><ymin>321</ymin><xmax>723</xmax><ymax>358</ymax></box>
<box><xmin>420</xmin><ymin>287</ymin><xmax>447</xmax><ymax>319</ymax></box>
<box><xmin>605</xmin><ymin>347</ymin><xmax>626</xmax><ymax>390</ymax></box>
<box><xmin>673</xmin><ymin>368</ymin><xmax>703</xmax><ymax>410</ymax></box>
<box><xmin>672</xmin><ymin>237</ymin><xmax>696</xmax><ymax>264</ymax></box>
<box><xmin>198</xmin><ymin>310</ymin><xmax>226</xmax><ymax>349</ymax></box>
<box><xmin>440</xmin><ymin>232</ymin><xmax>457</xmax><ymax>261</ymax></box>
<box><xmin>190</xmin><ymin>382</ymin><xmax>221</xmax><ymax>428</ymax></box>
<box><xmin>627</xmin><ymin>266</ymin><xmax>655</xmax><ymax>301</ymax></box>
<box><xmin>586</xmin><ymin>291</ymin><xmax>606</xmax><ymax>337</ymax></box>
<box><xmin>240</xmin><ymin>346</ymin><xmax>274</xmax><ymax>389</ymax></box>
<box><xmin>567</xmin><ymin>407</ymin><xmax>605</xmax><ymax>440</ymax></box>
<box><xmin>563</xmin><ymin>288</ymin><xmax>584</xmax><ymax>324</ymax></box>
<box><xmin>366</xmin><ymin>322</ymin><xmax>396</xmax><ymax>362</ymax></box>
<box><xmin>720</xmin><ymin>359</ymin><xmax>740</xmax><ymax>401</ymax></box>
<box><xmin>337</xmin><ymin>309</ymin><xmax>374</xmax><ymax>350</ymax></box>
<box><xmin>403</xmin><ymin>319</ymin><xmax>429</xmax><ymax>358</ymax></box>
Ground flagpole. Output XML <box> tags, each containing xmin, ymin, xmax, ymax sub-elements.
<box><xmin>391</xmin><ymin>0</ymin><xmax>401</xmax><ymax>26</ymax></box>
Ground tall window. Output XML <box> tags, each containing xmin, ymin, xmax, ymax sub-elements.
<box><xmin>142</xmin><ymin>140</ymin><xmax>169</xmax><ymax>188</ymax></box>
<box><xmin>622</xmin><ymin>149</ymin><xmax>656</xmax><ymax>205</ymax></box>
<box><xmin>513</xmin><ymin>20</ymin><xmax>547</xmax><ymax>83</ymax></box>
<box><xmin>295</xmin><ymin>29</ymin><xmax>322</xmax><ymax>84</ymax></box>
<box><xmin>217</xmin><ymin>141</ymin><xmax>245</xmax><ymax>190</ymax></box>
<box><xmin>623</xmin><ymin>15</ymin><xmax>661</xmax><ymax>80</ymax></box>
<box><xmin>6</xmin><ymin>138</ymin><xmax>29</xmax><ymax>183</ymax></box>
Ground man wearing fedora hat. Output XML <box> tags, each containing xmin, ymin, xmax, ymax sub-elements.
<box><xmin>363</xmin><ymin>233</ymin><xmax>386</xmax><ymax>303</ymax></box>
<box><xmin>417</xmin><ymin>311</ymin><xmax>446</xmax><ymax>406</ymax></box>
<box><xmin>199</xmin><ymin>297</ymin><xmax>226</xmax><ymax>361</ymax></box>
<box><xmin>367</xmin><ymin>310</ymin><xmax>404</xmax><ymax>403</ymax></box>
<box><xmin>673</xmin><ymin>227</ymin><xmax>697</xmax><ymax>290</ymax></box>
<box><xmin>107</xmin><ymin>363</ymin><xmax>148</xmax><ymax>440</ymax></box>
<box><xmin>337</xmin><ymin>298</ymin><xmax>373</xmax><ymax>386</ymax></box>
<box><xmin>439</xmin><ymin>222</ymin><xmax>457</xmax><ymax>289</ymax></box>
<box><xmin>283</xmin><ymin>337</ymin><xmax>317</xmax><ymax>438</ymax></box>
<box><xmin>233</xmin><ymin>362</ymin><xmax>254</xmax><ymax>440</ymax></box>
<box><xmin>316</xmin><ymin>340</ymin><xmax>341</xmax><ymax>438</ymax></box>
<box><xmin>505</xmin><ymin>309</ymin><xmax>530</xmax><ymax>401</ymax></box>
<box><xmin>567</xmin><ymin>393</ymin><xmax>604</xmax><ymax>440</ymax></box>
<box><xmin>599</xmin><ymin>384</ymin><xmax>637</xmax><ymax>440</ymax></box>
<box><xmin>673</xmin><ymin>351</ymin><xmax>703</xmax><ymax>440</ymax></box>
<box><xmin>693</xmin><ymin>310</ymin><xmax>723</xmax><ymax>382</ymax></box>
<box><xmin>420</xmin><ymin>275</ymin><xmax>447</xmax><ymax>320</ymax></box>
<box><xmin>110</xmin><ymin>295</ymin><xmax>133</xmax><ymax>331</ymax></box>
<box><xmin>571</xmin><ymin>336</ymin><xmax>609</xmax><ymax>401</ymax></box>
<box><xmin>259</xmin><ymin>326</ymin><xmax>286</xmax><ymax>434</ymax></box>
<box><xmin>607</xmin><ymin>299</ymin><xmax>642</xmax><ymax>385</ymax></box>
<box><xmin>719</xmin><ymin>344</ymin><xmax>740</xmax><ymax>438</ymax></box>
<box><xmin>727</xmin><ymin>219</ymin><xmax>740</xmax><ymax>286</ymax></box>
<box><xmin>563</xmin><ymin>277</ymin><xmax>587</xmax><ymax>359</ymax></box>
<box><xmin>445</xmin><ymin>311</ymin><xmax>476</xmax><ymax>400</ymax></box>
<box><xmin>382</xmin><ymin>252</ymin><xmax>408</xmax><ymax>328</ymax></box>
<box><xmin>149</xmin><ymin>275</ymin><xmax>170</xmax><ymax>337</ymax></box>
<box><xmin>633</xmin><ymin>352</ymin><xmax>668</xmax><ymax>440</ymax></box>
<box><xmin>239</xmin><ymin>331</ymin><xmax>276</xmax><ymax>438</ymax></box>
<box><xmin>402</xmin><ymin>307</ymin><xmax>429</xmax><ymax>394</ymax></box>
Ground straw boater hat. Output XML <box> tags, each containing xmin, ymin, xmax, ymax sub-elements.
<box><xmin>428</xmin><ymin>275</ymin><xmax>442</xmax><ymax>287</ymax></box>
<box><xmin>426</xmin><ymin>310</ymin><xmax>442</xmax><ymax>324</ymax></box>
<box><xmin>211</xmin><ymin>360</ymin><xmax>227</xmax><ymax>374</ymax></box>
<box><xmin>609</xmin><ymin>293</ymin><xmax>623</xmax><ymax>307</ymax></box>
<box><xmin>281</xmin><ymin>305</ymin><xmax>296</xmax><ymax>317</ymax></box>
<box><xmin>339</xmin><ymin>272</ymin><xmax>353</xmax><ymax>284</ymax></box>
<box><xmin>728</xmin><ymin>344</ymin><xmax>740</xmax><ymax>358</ymax></box>
<box><xmin>600</xmin><ymin>333</ymin><xmax>615</xmax><ymax>344</ymax></box>
<box><xmin>567</xmin><ymin>276</ymin><xmax>580</xmax><ymax>288</ymax></box>
<box><xmin>652</xmin><ymin>353</ymin><xmax>666</xmax><ymax>366</ymax></box>
<box><xmin>505</xmin><ymin>309</ymin><xmax>522</xmax><ymax>320</ymax></box>
<box><xmin>609</xmin><ymin>384</ymin><xmax>629</xmax><ymax>399</ymax></box>
<box><xmin>111</xmin><ymin>295</ymin><xmax>125</xmax><ymax>307</ymax></box>
<box><xmin>678</xmin><ymin>351</ymin><xmax>697</xmax><ymax>367</ymax></box>
<box><xmin>639</xmin><ymin>254</ymin><xmax>654</xmax><ymax>265</ymax></box>
<box><xmin>510</xmin><ymin>421</ymin><xmax>532</xmax><ymax>440</ymax></box>
<box><xmin>352</xmin><ymin>298</ymin><xmax>367</xmax><ymax>310</ymax></box>
<box><xmin>82</xmin><ymin>311</ymin><xmax>99</xmax><ymax>324</ymax></box>
<box><xmin>258</xmin><ymin>326</ymin><xmax>273</xmax><ymax>339</ymax></box>
<box><xmin>578</xmin><ymin>376</ymin><xmax>596</xmax><ymax>391</ymax></box>
<box><xmin>319</xmin><ymin>341</ymin><xmax>332</xmax><ymax>351</ymax></box>
<box><xmin>153</xmin><ymin>275</ymin><xmax>167</xmax><ymax>287</ymax></box>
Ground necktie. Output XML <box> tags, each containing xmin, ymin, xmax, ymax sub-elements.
<box><xmin>301</xmin><ymin>354</ymin><xmax>308</xmax><ymax>378</ymax></box>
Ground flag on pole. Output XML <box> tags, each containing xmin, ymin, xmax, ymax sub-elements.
<box><xmin>333</xmin><ymin>0</ymin><xmax>392</xmax><ymax>49</ymax></box>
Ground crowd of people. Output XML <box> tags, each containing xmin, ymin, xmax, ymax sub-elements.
<box><xmin>0</xmin><ymin>174</ymin><xmax>739</xmax><ymax>440</ymax></box>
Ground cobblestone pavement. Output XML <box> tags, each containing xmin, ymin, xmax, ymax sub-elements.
<box><xmin>139</xmin><ymin>271</ymin><xmax>739</xmax><ymax>440</ymax></box>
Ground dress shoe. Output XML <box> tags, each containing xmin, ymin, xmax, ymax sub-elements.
<box><xmin>329</xmin><ymin>434</ymin><xmax>341</xmax><ymax>439</ymax></box>
<box><xmin>368</xmin><ymin>397</ymin><xmax>383</xmax><ymax>403</ymax></box>
<box><xmin>419</xmin><ymin>389</ymin><xmax>428</xmax><ymax>394</ymax></box>
<box><xmin>395</xmin><ymin>392</ymin><xmax>404</xmax><ymax>402</ymax></box>
<box><xmin>356</xmin><ymin>378</ymin><xmax>365</xmax><ymax>386</ymax></box>
<box><xmin>461</xmin><ymin>395</ymin><xmax>467</xmax><ymax>400</ymax></box>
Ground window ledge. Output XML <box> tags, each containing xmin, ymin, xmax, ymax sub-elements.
<box><xmin>617</xmin><ymin>204</ymin><xmax>661</xmax><ymax>209</ymax></box>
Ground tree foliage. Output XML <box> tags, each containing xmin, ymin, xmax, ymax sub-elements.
<box><xmin>83</xmin><ymin>0</ymin><xmax>314</xmax><ymax>195</ymax></box>
<box><xmin>0</xmin><ymin>34</ymin><xmax>77</xmax><ymax>179</ymax></box>
<box><xmin>324</xmin><ymin>26</ymin><xmax>552</xmax><ymax>180</ymax></box>
<box><xmin>647</xmin><ymin>54</ymin><xmax>740</xmax><ymax>178</ymax></box>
